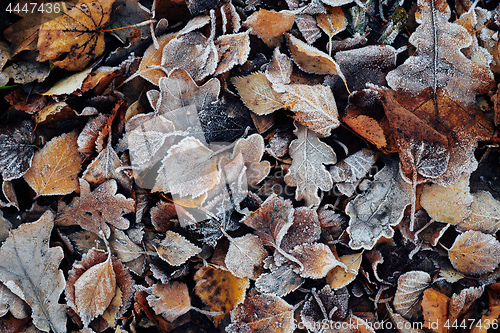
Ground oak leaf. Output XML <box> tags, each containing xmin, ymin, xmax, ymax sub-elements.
<box><xmin>37</xmin><ymin>0</ymin><xmax>115</xmax><ymax>71</ymax></box>
<box><xmin>0</xmin><ymin>120</ymin><xmax>35</xmax><ymax>181</ymax></box>
<box><xmin>285</xmin><ymin>124</ymin><xmax>336</xmax><ymax>206</ymax></box>
<box><xmin>448</xmin><ymin>230</ymin><xmax>500</xmax><ymax>275</ymax></box>
<box><xmin>231</xmin><ymin>72</ymin><xmax>283</xmax><ymax>115</ymax></box>
<box><xmin>154</xmin><ymin>231</ymin><xmax>201</xmax><ymax>266</ymax></box>
<box><xmin>386</xmin><ymin>0</ymin><xmax>494</xmax><ymax>105</ymax></box>
<box><xmin>24</xmin><ymin>132</ymin><xmax>82</xmax><ymax>197</ymax></box>
<box><xmin>282</xmin><ymin>84</ymin><xmax>340</xmax><ymax>137</ymax></box>
<box><xmin>145</xmin><ymin>282</ymin><xmax>191</xmax><ymax>322</ymax></box>
<box><xmin>226</xmin><ymin>293</ymin><xmax>295</xmax><ymax>333</ymax></box>
<box><xmin>346</xmin><ymin>158</ymin><xmax>412</xmax><ymax>250</ymax></box>
<box><xmin>55</xmin><ymin>179</ymin><xmax>135</xmax><ymax>239</ymax></box>
<box><xmin>74</xmin><ymin>255</ymin><xmax>116</xmax><ymax>327</ymax></box>
<box><xmin>393</xmin><ymin>271</ymin><xmax>431</xmax><ymax>319</ymax></box>
<box><xmin>0</xmin><ymin>211</ymin><xmax>67</xmax><ymax>333</ymax></box>
<box><xmin>243</xmin><ymin>9</ymin><xmax>295</xmax><ymax>39</ymax></box>
<box><xmin>194</xmin><ymin>266</ymin><xmax>249</xmax><ymax>325</ymax></box>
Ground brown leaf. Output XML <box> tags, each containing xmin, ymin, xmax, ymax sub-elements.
<box><xmin>137</xmin><ymin>33</ymin><xmax>175</xmax><ymax>85</ymax></box>
<box><xmin>393</xmin><ymin>271</ymin><xmax>431</xmax><ymax>319</ymax></box>
<box><xmin>0</xmin><ymin>120</ymin><xmax>35</xmax><ymax>181</ymax></box>
<box><xmin>55</xmin><ymin>179</ymin><xmax>135</xmax><ymax>239</ymax></box>
<box><xmin>457</xmin><ymin>191</ymin><xmax>500</xmax><ymax>233</ymax></box>
<box><xmin>231</xmin><ymin>72</ymin><xmax>283</xmax><ymax>115</ymax></box>
<box><xmin>74</xmin><ymin>255</ymin><xmax>116</xmax><ymax>327</ymax></box>
<box><xmin>108</xmin><ymin>226</ymin><xmax>144</xmax><ymax>263</ymax></box>
<box><xmin>289</xmin><ymin>243</ymin><xmax>341</xmax><ymax>279</ymax></box>
<box><xmin>0</xmin><ymin>283</ymin><xmax>29</xmax><ymax>319</ymax></box>
<box><xmin>37</xmin><ymin>0</ymin><xmax>115</xmax><ymax>71</ymax></box>
<box><xmin>154</xmin><ymin>231</ymin><xmax>201</xmax><ymax>266</ymax></box>
<box><xmin>150</xmin><ymin>201</ymin><xmax>176</xmax><ymax>233</ymax></box>
<box><xmin>300</xmin><ymin>286</ymin><xmax>349</xmax><ymax>329</ymax></box>
<box><xmin>24</xmin><ymin>132</ymin><xmax>82</xmax><ymax>197</ymax></box>
<box><xmin>225</xmin><ymin>234</ymin><xmax>268</xmax><ymax>279</ymax></box>
<box><xmin>284</xmin><ymin>123</ymin><xmax>336</xmax><ymax>206</ymax></box>
<box><xmin>421</xmin><ymin>288</ymin><xmax>450</xmax><ymax>333</ymax></box>
<box><xmin>226</xmin><ymin>293</ymin><xmax>294</xmax><ymax>333</ymax></box>
<box><xmin>449</xmin><ymin>286</ymin><xmax>484</xmax><ymax>324</ymax></box>
<box><xmin>281</xmin><ymin>207</ymin><xmax>321</xmax><ymax>253</ymax></box>
<box><xmin>326</xmin><ymin>253</ymin><xmax>363</xmax><ymax>290</ymax></box>
<box><xmin>317</xmin><ymin>5</ymin><xmax>347</xmax><ymax>39</ymax></box>
<box><xmin>265</xmin><ymin>47</ymin><xmax>293</xmax><ymax>91</ymax></box>
<box><xmin>282</xmin><ymin>84</ymin><xmax>340</xmax><ymax>137</ymax></box>
<box><xmin>243</xmin><ymin>9</ymin><xmax>295</xmax><ymax>39</ymax></box>
<box><xmin>295</xmin><ymin>14</ymin><xmax>321</xmax><ymax>44</ymax></box>
<box><xmin>448</xmin><ymin>230</ymin><xmax>500</xmax><ymax>275</ymax></box>
<box><xmin>78</xmin><ymin>115</ymin><xmax>108</xmax><ymax>156</ymax></box>
<box><xmin>194</xmin><ymin>266</ymin><xmax>249</xmax><ymax>325</ymax></box>
<box><xmin>214</xmin><ymin>32</ymin><xmax>251</xmax><ymax>76</ymax></box>
<box><xmin>146</xmin><ymin>282</ymin><xmax>191</xmax><ymax>322</ymax></box>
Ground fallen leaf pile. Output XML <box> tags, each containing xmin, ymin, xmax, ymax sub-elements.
<box><xmin>2</xmin><ymin>0</ymin><xmax>500</xmax><ymax>332</ymax></box>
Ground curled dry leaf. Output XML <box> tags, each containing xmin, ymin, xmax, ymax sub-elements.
<box><xmin>300</xmin><ymin>285</ymin><xmax>349</xmax><ymax>330</ymax></box>
<box><xmin>457</xmin><ymin>191</ymin><xmax>500</xmax><ymax>233</ymax></box>
<box><xmin>346</xmin><ymin>158</ymin><xmax>412</xmax><ymax>250</ymax></box>
<box><xmin>194</xmin><ymin>265</ymin><xmax>249</xmax><ymax>325</ymax></box>
<box><xmin>225</xmin><ymin>234</ymin><xmax>268</xmax><ymax>279</ymax></box>
<box><xmin>393</xmin><ymin>271</ymin><xmax>431</xmax><ymax>320</ymax></box>
<box><xmin>24</xmin><ymin>132</ymin><xmax>83</xmax><ymax>197</ymax></box>
<box><xmin>0</xmin><ymin>211</ymin><xmax>66</xmax><ymax>333</ymax></box>
<box><xmin>243</xmin><ymin>9</ymin><xmax>295</xmax><ymax>39</ymax></box>
<box><xmin>145</xmin><ymin>281</ymin><xmax>191</xmax><ymax>322</ymax></box>
<box><xmin>0</xmin><ymin>120</ymin><xmax>35</xmax><ymax>181</ymax></box>
<box><xmin>231</xmin><ymin>72</ymin><xmax>283</xmax><ymax>115</ymax></box>
<box><xmin>226</xmin><ymin>293</ymin><xmax>295</xmax><ymax>333</ymax></box>
<box><xmin>282</xmin><ymin>84</ymin><xmax>340</xmax><ymax>137</ymax></box>
<box><xmin>214</xmin><ymin>32</ymin><xmax>251</xmax><ymax>75</ymax></box>
<box><xmin>448</xmin><ymin>230</ymin><xmax>500</xmax><ymax>275</ymax></box>
<box><xmin>74</xmin><ymin>255</ymin><xmax>116</xmax><ymax>327</ymax></box>
<box><xmin>284</xmin><ymin>124</ymin><xmax>336</xmax><ymax>206</ymax></box>
<box><xmin>37</xmin><ymin>0</ymin><xmax>115</xmax><ymax>71</ymax></box>
<box><xmin>154</xmin><ymin>231</ymin><xmax>201</xmax><ymax>266</ymax></box>
<box><xmin>78</xmin><ymin>115</ymin><xmax>108</xmax><ymax>156</ymax></box>
<box><xmin>55</xmin><ymin>179</ymin><xmax>135</xmax><ymax>239</ymax></box>
<box><xmin>326</xmin><ymin>252</ymin><xmax>362</xmax><ymax>290</ymax></box>
<box><xmin>0</xmin><ymin>282</ymin><xmax>30</xmax><ymax>319</ymax></box>
<box><xmin>289</xmin><ymin>243</ymin><xmax>341</xmax><ymax>279</ymax></box>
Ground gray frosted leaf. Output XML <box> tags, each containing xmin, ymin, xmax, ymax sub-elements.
<box><xmin>346</xmin><ymin>158</ymin><xmax>412</xmax><ymax>250</ymax></box>
<box><xmin>255</xmin><ymin>264</ymin><xmax>304</xmax><ymax>297</ymax></box>
<box><xmin>0</xmin><ymin>120</ymin><xmax>36</xmax><ymax>181</ymax></box>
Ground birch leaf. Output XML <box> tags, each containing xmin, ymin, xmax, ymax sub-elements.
<box><xmin>457</xmin><ymin>191</ymin><xmax>500</xmax><ymax>233</ymax></box>
<box><xmin>146</xmin><ymin>282</ymin><xmax>191</xmax><ymax>322</ymax></box>
<box><xmin>393</xmin><ymin>271</ymin><xmax>431</xmax><ymax>320</ymax></box>
<box><xmin>265</xmin><ymin>47</ymin><xmax>292</xmax><ymax>91</ymax></box>
<box><xmin>214</xmin><ymin>32</ymin><xmax>251</xmax><ymax>75</ymax></box>
<box><xmin>317</xmin><ymin>6</ymin><xmax>347</xmax><ymax>38</ymax></box>
<box><xmin>225</xmin><ymin>234</ymin><xmax>268</xmax><ymax>279</ymax></box>
<box><xmin>243</xmin><ymin>9</ymin><xmax>295</xmax><ymax>39</ymax></box>
<box><xmin>284</xmin><ymin>124</ymin><xmax>336</xmax><ymax>206</ymax></box>
<box><xmin>326</xmin><ymin>253</ymin><xmax>363</xmax><ymax>290</ymax></box>
<box><xmin>255</xmin><ymin>264</ymin><xmax>304</xmax><ymax>297</ymax></box>
<box><xmin>448</xmin><ymin>230</ymin><xmax>500</xmax><ymax>275</ymax></box>
<box><xmin>282</xmin><ymin>84</ymin><xmax>340</xmax><ymax>137</ymax></box>
<box><xmin>154</xmin><ymin>231</ymin><xmax>201</xmax><ymax>266</ymax></box>
<box><xmin>346</xmin><ymin>158</ymin><xmax>412</xmax><ymax>250</ymax></box>
<box><xmin>231</xmin><ymin>72</ymin><xmax>283</xmax><ymax>115</ymax></box>
<box><xmin>289</xmin><ymin>243</ymin><xmax>341</xmax><ymax>279</ymax></box>
<box><xmin>0</xmin><ymin>211</ymin><xmax>67</xmax><ymax>333</ymax></box>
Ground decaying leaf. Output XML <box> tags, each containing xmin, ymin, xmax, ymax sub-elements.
<box><xmin>74</xmin><ymin>255</ymin><xmax>116</xmax><ymax>327</ymax></box>
<box><xmin>145</xmin><ymin>281</ymin><xmax>191</xmax><ymax>322</ymax></box>
<box><xmin>225</xmin><ymin>234</ymin><xmax>268</xmax><ymax>279</ymax></box>
<box><xmin>0</xmin><ymin>211</ymin><xmax>66</xmax><ymax>333</ymax></box>
<box><xmin>393</xmin><ymin>270</ymin><xmax>431</xmax><ymax>320</ymax></box>
<box><xmin>24</xmin><ymin>132</ymin><xmax>82</xmax><ymax>197</ymax></box>
<box><xmin>226</xmin><ymin>293</ymin><xmax>294</xmax><ymax>333</ymax></box>
<box><xmin>0</xmin><ymin>120</ymin><xmax>35</xmax><ymax>181</ymax></box>
<box><xmin>346</xmin><ymin>158</ymin><xmax>412</xmax><ymax>250</ymax></box>
<box><xmin>326</xmin><ymin>252</ymin><xmax>362</xmax><ymax>290</ymax></box>
<box><xmin>194</xmin><ymin>265</ymin><xmax>249</xmax><ymax>325</ymax></box>
<box><xmin>289</xmin><ymin>243</ymin><xmax>341</xmax><ymax>279</ymax></box>
<box><xmin>448</xmin><ymin>230</ymin><xmax>500</xmax><ymax>275</ymax></box>
<box><xmin>284</xmin><ymin>124</ymin><xmax>336</xmax><ymax>206</ymax></box>
<box><xmin>37</xmin><ymin>0</ymin><xmax>115</xmax><ymax>71</ymax></box>
<box><xmin>300</xmin><ymin>285</ymin><xmax>349</xmax><ymax>330</ymax></box>
<box><xmin>457</xmin><ymin>191</ymin><xmax>500</xmax><ymax>233</ymax></box>
<box><xmin>0</xmin><ymin>282</ymin><xmax>29</xmax><ymax>319</ymax></box>
<box><xmin>449</xmin><ymin>286</ymin><xmax>484</xmax><ymax>324</ymax></box>
<box><xmin>255</xmin><ymin>263</ymin><xmax>304</xmax><ymax>297</ymax></box>
<box><xmin>243</xmin><ymin>9</ymin><xmax>295</xmax><ymax>39</ymax></box>
<box><xmin>214</xmin><ymin>32</ymin><xmax>251</xmax><ymax>75</ymax></box>
<box><xmin>56</xmin><ymin>179</ymin><xmax>135</xmax><ymax>239</ymax></box>
<box><xmin>231</xmin><ymin>72</ymin><xmax>283</xmax><ymax>115</ymax></box>
<box><xmin>265</xmin><ymin>47</ymin><xmax>293</xmax><ymax>91</ymax></box>
<box><xmin>154</xmin><ymin>231</ymin><xmax>201</xmax><ymax>266</ymax></box>
<box><xmin>281</xmin><ymin>207</ymin><xmax>321</xmax><ymax>253</ymax></box>
<box><xmin>421</xmin><ymin>288</ymin><xmax>450</xmax><ymax>333</ymax></box>
<box><xmin>317</xmin><ymin>5</ymin><xmax>347</xmax><ymax>39</ymax></box>
<box><xmin>282</xmin><ymin>84</ymin><xmax>340</xmax><ymax>137</ymax></box>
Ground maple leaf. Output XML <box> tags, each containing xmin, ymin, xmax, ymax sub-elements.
<box><xmin>55</xmin><ymin>179</ymin><xmax>135</xmax><ymax>239</ymax></box>
<box><xmin>386</xmin><ymin>0</ymin><xmax>494</xmax><ymax>105</ymax></box>
<box><xmin>346</xmin><ymin>158</ymin><xmax>412</xmax><ymax>250</ymax></box>
<box><xmin>23</xmin><ymin>132</ymin><xmax>83</xmax><ymax>197</ymax></box>
<box><xmin>0</xmin><ymin>120</ymin><xmax>35</xmax><ymax>181</ymax></box>
<box><xmin>37</xmin><ymin>0</ymin><xmax>115</xmax><ymax>71</ymax></box>
<box><xmin>0</xmin><ymin>211</ymin><xmax>67</xmax><ymax>333</ymax></box>
<box><xmin>284</xmin><ymin>123</ymin><xmax>336</xmax><ymax>206</ymax></box>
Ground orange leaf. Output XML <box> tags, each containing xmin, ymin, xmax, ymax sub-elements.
<box><xmin>243</xmin><ymin>9</ymin><xmax>295</xmax><ymax>39</ymax></box>
<box><xmin>422</xmin><ymin>288</ymin><xmax>450</xmax><ymax>333</ymax></box>
<box><xmin>146</xmin><ymin>282</ymin><xmax>191</xmax><ymax>322</ymax></box>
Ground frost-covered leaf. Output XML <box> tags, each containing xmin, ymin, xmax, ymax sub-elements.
<box><xmin>214</xmin><ymin>32</ymin><xmax>250</xmax><ymax>75</ymax></box>
<box><xmin>243</xmin><ymin>9</ymin><xmax>295</xmax><ymax>39</ymax></box>
<box><xmin>226</xmin><ymin>293</ymin><xmax>294</xmax><ymax>333</ymax></box>
<box><xmin>108</xmin><ymin>226</ymin><xmax>143</xmax><ymax>263</ymax></box>
<box><xmin>194</xmin><ymin>266</ymin><xmax>249</xmax><ymax>325</ymax></box>
<box><xmin>346</xmin><ymin>158</ymin><xmax>411</xmax><ymax>250</ymax></box>
<box><xmin>449</xmin><ymin>286</ymin><xmax>484</xmax><ymax>324</ymax></box>
<box><xmin>317</xmin><ymin>5</ymin><xmax>347</xmax><ymax>39</ymax></box>
<box><xmin>295</xmin><ymin>14</ymin><xmax>321</xmax><ymax>44</ymax></box>
<box><xmin>0</xmin><ymin>211</ymin><xmax>66</xmax><ymax>333</ymax></box>
<box><xmin>0</xmin><ymin>120</ymin><xmax>35</xmax><ymax>181</ymax></box>
<box><xmin>284</xmin><ymin>124</ymin><xmax>336</xmax><ymax>206</ymax></box>
<box><xmin>330</xmin><ymin>149</ymin><xmax>378</xmax><ymax>196</ymax></box>
<box><xmin>326</xmin><ymin>253</ymin><xmax>362</xmax><ymax>290</ymax></box>
<box><xmin>289</xmin><ymin>243</ymin><xmax>341</xmax><ymax>279</ymax></box>
<box><xmin>457</xmin><ymin>191</ymin><xmax>500</xmax><ymax>233</ymax></box>
<box><xmin>281</xmin><ymin>207</ymin><xmax>321</xmax><ymax>253</ymax></box>
<box><xmin>282</xmin><ymin>84</ymin><xmax>340</xmax><ymax>137</ymax></box>
<box><xmin>393</xmin><ymin>271</ymin><xmax>431</xmax><ymax>320</ymax></box>
<box><xmin>154</xmin><ymin>231</ymin><xmax>201</xmax><ymax>266</ymax></box>
<box><xmin>255</xmin><ymin>264</ymin><xmax>304</xmax><ymax>297</ymax></box>
<box><xmin>146</xmin><ymin>281</ymin><xmax>191</xmax><ymax>322</ymax></box>
<box><xmin>74</xmin><ymin>255</ymin><xmax>116</xmax><ymax>327</ymax></box>
<box><xmin>265</xmin><ymin>48</ymin><xmax>292</xmax><ymax>91</ymax></box>
<box><xmin>448</xmin><ymin>230</ymin><xmax>500</xmax><ymax>275</ymax></box>
<box><xmin>24</xmin><ymin>132</ymin><xmax>82</xmax><ymax>197</ymax></box>
<box><xmin>55</xmin><ymin>179</ymin><xmax>135</xmax><ymax>239</ymax></box>
<box><xmin>231</xmin><ymin>72</ymin><xmax>283</xmax><ymax>115</ymax></box>
<box><xmin>225</xmin><ymin>234</ymin><xmax>268</xmax><ymax>279</ymax></box>
<box><xmin>0</xmin><ymin>282</ymin><xmax>29</xmax><ymax>319</ymax></box>
<box><xmin>300</xmin><ymin>285</ymin><xmax>349</xmax><ymax>331</ymax></box>
<box><xmin>386</xmin><ymin>0</ymin><xmax>494</xmax><ymax>105</ymax></box>
<box><xmin>137</xmin><ymin>33</ymin><xmax>175</xmax><ymax>85</ymax></box>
